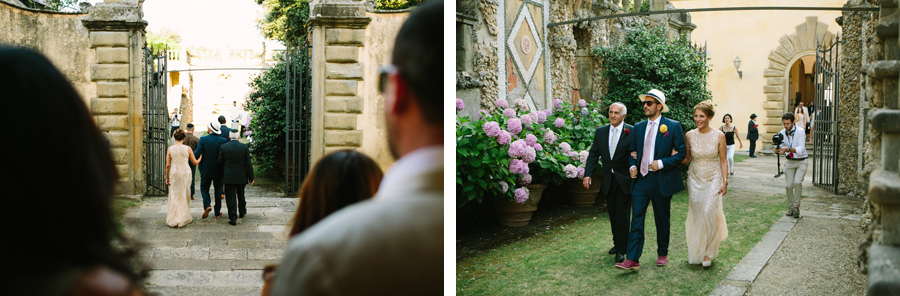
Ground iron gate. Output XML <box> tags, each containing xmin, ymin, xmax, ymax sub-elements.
<box><xmin>812</xmin><ymin>38</ymin><xmax>840</xmax><ymax>193</ymax></box>
<box><xmin>144</xmin><ymin>46</ymin><xmax>169</xmax><ymax>196</ymax></box>
<box><xmin>284</xmin><ymin>46</ymin><xmax>312</xmax><ymax>195</ymax></box>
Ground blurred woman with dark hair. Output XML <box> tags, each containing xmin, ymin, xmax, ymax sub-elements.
<box><xmin>260</xmin><ymin>150</ymin><xmax>383</xmax><ymax>295</ymax></box>
<box><xmin>2</xmin><ymin>46</ymin><xmax>146</xmax><ymax>295</ymax></box>
<box><xmin>166</xmin><ymin>129</ymin><xmax>202</xmax><ymax>228</ymax></box>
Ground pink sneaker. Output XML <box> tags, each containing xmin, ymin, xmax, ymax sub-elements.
<box><xmin>656</xmin><ymin>256</ymin><xmax>668</xmax><ymax>266</ymax></box>
<box><xmin>615</xmin><ymin>259</ymin><xmax>640</xmax><ymax>271</ymax></box>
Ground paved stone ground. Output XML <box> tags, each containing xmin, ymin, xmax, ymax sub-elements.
<box><xmin>122</xmin><ymin>181</ymin><xmax>295</xmax><ymax>296</ymax></box>
<box><xmin>710</xmin><ymin>152</ymin><xmax>867</xmax><ymax>295</ymax></box>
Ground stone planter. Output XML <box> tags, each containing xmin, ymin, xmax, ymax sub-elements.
<box><xmin>493</xmin><ymin>183</ymin><xmax>547</xmax><ymax>227</ymax></box>
<box><xmin>568</xmin><ymin>178</ymin><xmax>601</xmax><ymax>207</ymax></box>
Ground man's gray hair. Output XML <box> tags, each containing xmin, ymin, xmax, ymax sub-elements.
<box><xmin>230</xmin><ymin>131</ymin><xmax>240</xmax><ymax>140</ymax></box>
<box><xmin>611</xmin><ymin>102</ymin><xmax>627</xmax><ymax>115</ymax></box>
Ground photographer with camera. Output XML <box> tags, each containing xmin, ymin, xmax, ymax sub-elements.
<box><xmin>774</xmin><ymin>112</ymin><xmax>807</xmax><ymax>218</ymax></box>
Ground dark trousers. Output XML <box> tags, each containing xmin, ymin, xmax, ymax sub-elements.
<box><xmin>749</xmin><ymin>139</ymin><xmax>757</xmax><ymax>156</ymax></box>
<box><xmin>170</xmin><ymin>125</ymin><xmax>180</xmax><ymax>137</ymax></box>
<box><xmin>605</xmin><ymin>180</ymin><xmax>632</xmax><ymax>255</ymax></box>
<box><xmin>200</xmin><ymin>176</ymin><xmax>224</xmax><ymax>216</ymax></box>
<box><xmin>189</xmin><ymin>163</ymin><xmax>196</xmax><ymax>198</ymax></box>
<box><xmin>240</xmin><ymin>125</ymin><xmax>246</xmax><ymax>138</ymax></box>
<box><xmin>626</xmin><ymin>172</ymin><xmax>671</xmax><ymax>263</ymax></box>
<box><xmin>224</xmin><ymin>184</ymin><xmax>247</xmax><ymax>222</ymax></box>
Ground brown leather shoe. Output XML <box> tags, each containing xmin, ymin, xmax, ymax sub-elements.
<box><xmin>202</xmin><ymin>207</ymin><xmax>211</xmax><ymax>219</ymax></box>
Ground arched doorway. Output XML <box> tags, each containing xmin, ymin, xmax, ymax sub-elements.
<box><xmin>761</xmin><ymin>16</ymin><xmax>837</xmax><ymax>147</ymax></box>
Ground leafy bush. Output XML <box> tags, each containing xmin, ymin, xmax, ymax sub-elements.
<box><xmin>595</xmin><ymin>25</ymin><xmax>711</xmax><ymax>135</ymax></box>
<box><xmin>246</xmin><ymin>55</ymin><xmax>288</xmax><ymax>177</ymax></box>
<box><xmin>375</xmin><ymin>0</ymin><xmax>421</xmax><ymax>10</ymax></box>
<box><xmin>257</xmin><ymin>0</ymin><xmax>310</xmax><ymax>47</ymax></box>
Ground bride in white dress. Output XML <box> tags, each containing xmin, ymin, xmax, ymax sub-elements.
<box><xmin>680</xmin><ymin>101</ymin><xmax>729</xmax><ymax>267</ymax></box>
<box><xmin>166</xmin><ymin>129</ymin><xmax>202</xmax><ymax>228</ymax></box>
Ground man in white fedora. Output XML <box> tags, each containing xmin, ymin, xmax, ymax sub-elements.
<box><xmin>615</xmin><ymin>88</ymin><xmax>686</xmax><ymax>271</ymax></box>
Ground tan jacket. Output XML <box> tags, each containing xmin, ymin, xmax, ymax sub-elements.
<box><xmin>271</xmin><ymin>148</ymin><xmax>444</xmax><ymax>296</ymax></box>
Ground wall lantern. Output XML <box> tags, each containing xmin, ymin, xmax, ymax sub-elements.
<box><xmin>733</xmin><ymin>56</ymin><xmax>742</xmax><ymax>79</ymax></box>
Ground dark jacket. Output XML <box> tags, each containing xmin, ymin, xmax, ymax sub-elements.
<box><xmin>629</xmin><ymin>117</ymin><xmax>686</xmax><ymax>197</ymax></box>
<box><xmin>585</xmin><ymin>123</ymin><xmax>633</xmax><ymax>197</ymax></box>
<box><xmin>219</xmin><ymin>125</ymin><xmax>232</xmax><ymax>140</ymax></box>
<box><xmin>747</xmin><ymin>120</ymin><xmax>759</xmax><ymax>141</ymax></box>
<box><xmin>218</xmin><ymin>140</ymin><xmax>254</xmax><ymax>184</ymax></box>
<box><xmin>184</xmin><ymin>133</ymin><xmax>200</xmax><ymax>151</ymax></box>
<box><xmin>194</xmin><ymin>134</ymin><xmax>228</xmax><ymax>178</ymax></box>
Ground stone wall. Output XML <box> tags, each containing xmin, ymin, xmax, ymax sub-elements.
<box><xmin>0</xmin><ymin>0</ymin><xmax>93</xmax><ymax>105</ymax></box>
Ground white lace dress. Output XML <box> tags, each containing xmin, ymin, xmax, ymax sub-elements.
<box><xmin>685</xmin><ymin>129</ymin><xmax>729</xmax><ymax>264</ymax></box>
<box><xmin>166</xmin><ymin>144</ymin><xmax>193</xmax><ymax>228</ymax></box>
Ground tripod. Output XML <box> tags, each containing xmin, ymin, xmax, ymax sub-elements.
<box><xmin>774</xmin><ymin>145</ymin><xmax>784</xmax><ymax>178</ymax></box>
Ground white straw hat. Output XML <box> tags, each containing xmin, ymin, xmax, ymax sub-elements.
<box><xmin>208</xmin><ymin>121</ymin><xmax>221</xmax><ymax>134</ymax></box>
<box><xmin>638</xmin><ymin>89</ymin><xmax>670</xmax><ymax>113</ymax></box>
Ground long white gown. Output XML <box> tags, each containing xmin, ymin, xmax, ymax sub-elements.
<box><xmin>166</xmin><ymin>144</ymin><xmax>193</xmax><ymax>227</ymax></box>
<box><xmin>685</xmin><ymin>129</ymin><xmax>729</xmax><ymax>264</ymax></box>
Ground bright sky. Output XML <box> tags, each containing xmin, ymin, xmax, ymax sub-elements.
<box><xmin>91</xmin><ymin>0</ymin><xmax>284</xmax><ymax>49</ymax></box>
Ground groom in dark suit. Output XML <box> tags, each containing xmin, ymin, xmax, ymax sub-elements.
<box><xmin>584</xmin><ymin>102</ymin><xmax>633</xmax><ymax>263</ymax></box>
<box><xmin>218</xmin><ymin>130</ymin><xmax>255</xmax><ymax>226</ymax></box>
<box><xmin>195</xmin><ymin>121</ymin><xmax>229</xmax><ymax>219</ymax></box>
<box><xmin>616</xmin><ymin>89</ymin><xmax>686</xmax><ymax>271</ymax></box>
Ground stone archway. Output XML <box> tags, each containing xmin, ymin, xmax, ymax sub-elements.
<box><xmin>761</xmin><ymin>16</ymin><xmax>837</xmax><ymax>146</ymax></box>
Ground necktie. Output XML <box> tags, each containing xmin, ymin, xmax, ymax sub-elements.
<box><xmin>609</xmin><ymin>127</ymin><xmax>619</xmax><ymax>157</ymax></box>
<box><xmin>640</xmin><ymin>122</ymin><xmax>655</xmax><ymax>176</ymax></box>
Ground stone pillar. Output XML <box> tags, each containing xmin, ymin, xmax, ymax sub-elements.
<box><xmin>866</xmin><ymin>0</ymin><xmax>900</xmax><ymax>294</ymax></box>
<box><xmin>81</xmin><ymin>0</ymin><xmax>147</xmax><ymax>196</ymax></box>
<box><xmin>308</xmin><ymin>1</ymin><xmax>371</xmax><ymax>165</ymax></box>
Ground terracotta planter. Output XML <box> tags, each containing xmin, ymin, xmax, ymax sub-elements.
<box><xmin>493</xmin><ymin>183</ymin><xmax>547</xmax><ymax>227</ymax></box>
<box><xmin>568</xmin><ymin>178</ymin><xmax>601</xmax><ymax>207</ymax></box>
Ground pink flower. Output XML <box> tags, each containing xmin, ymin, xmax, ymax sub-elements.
<box><xmin>525</xmin><ymin>134</ymin><xmax>537</xmax><ymax>147</ymax></box>
<box><xmin>581</xmin><ymin>108</ymin><xmax>588</xmax><ymax>116</ymax></box>
<box><xmin>624</xmin><ymin>128</ymin><xmax>630</xmax><ymax>135</ymax></box>
<box><xmin>552</xmin><ymin>99</ymin><xmax>563</xmax><ymax>111</ymax></box>
<box><xmin>579</xmin><ymin>150</ymin><xmax>589</xmax><ymax>164</ymax></box>
<box><xmin>542</xmin><ymin>130</ymin><xmax>557</xmax><ymax>144</ymax></box>
<box><xmin>456</xmin><ymin>98</ymin><xmax>465</xmax><ymax>112</ymax></box>
<box><xmin>576</xmin><ymin>166</ymin><xmax>585</xmax><ymax>178</ymax></box>
<box><xmin>544</xmin><ymin>109</ymin><xmax>553</xmax><ymax>117</ymax></box>
<box><xmin>478</xmin><ymin>109</ymin><xmax>489</xmax><ymax>120</ymax></box>
<box><xmin>515</xmin><ymin>98</ymin><xmax>529</xmax><ymax>112</ymax></box>
<box><xmin>508</xmin><ymin>139</ymin><xmax>527</xmax><ymax>158</ymax></box>
<box><xmin>523</xmin><ymin>146</ymin><xmax>536</xmax><ymax>163</ymax></box>
<box><xmin>521</xmin><ymin>114</ymin><xmax>532</xmax><ymax>126</ymax></box>
<box><xmin>564</xmin><ymin>164</ymin><xmax>578</xmax><ymax>178</ymax></box>
<box><xmin>554</xmin><ymin>118</ymin><xmax>565</xmax><ymax>128</ymax></box>
<box><xmin>509</xmin><ymin>159</ymin><xmax>530</xmax><ymax>175</ymax></box>
<box><xmin>497</xmin><ymin>130</ymin><xmax>511</xmax><ymax>145</ymax></box>
<box><xmin>533</xmin><ymin>143</ymin><xmax>543</xmax><ymax>151</ymax></box>
<box><xmin>535</xmin><ymin>111</ymin><xmax>547</xmax><ymax>124</ymax></box>
<box><xmin>507</xmin><ymin>118</ymin><xmax>523</xmax><ymax>134</ymax></box>
<box><xmin>514</xmin><ymin>186</ymin><xmax>529</xmax><ymax>204</ymax></box>
<box><xmin>578</xmin><ymin>99</ymin><xmax>587</xmax><ymax>108</ymax></box>
<box><xmin>495</xmin><ymin>99</ymin><xmax>509</xmax><ymax>109</ymax></box>
<box><xmin>498</xmin><ymin>181</ymin><xmax>509</xmax><ymax>193</ymax></box>
<box><xmin>483</xmin><ymin>121</ymin><xmax>500</xmax><ymax>137</ymax></box>
<box><xmin>559</xmin><ymin>142</ymin><xmax>572</xmax><ymax>154</ymax></box>
<box><xmin>503</xmin><ymin>108</ymin><xmax>516</xmax><ymax>118</ymax></box>
<box><xmin>518</xmin><ymin>173</ymin><xmax>532</xmax><ymax>186</ymax></box>
<box><xmin>569</xmin><ymin>151</ymin><xmax>579</xmax><ymax>160</ymax></box>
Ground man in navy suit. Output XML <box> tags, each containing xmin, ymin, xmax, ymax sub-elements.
<box><xmin>218</xmin><ymin>115</ymin><xmax>232</xmax><ymax>141</ymax></box>
<box><xmin>195</xmin><ymin>121</ymin><xmax>229</xmax><ymax>219</ymax></box>
<box><xmin>584</xmin><ymin>102</ymin><xmax>633</xmax><ymax>264</ymax></box>
<box><xmin>615</xmin><ymin>89</ymin><xmax>686</xmax><ymax>271</ymax></box>
<box><xmin>218</xmin><ymin>130</ymin><xmax>255</xmax><ymax>226</ymax></box>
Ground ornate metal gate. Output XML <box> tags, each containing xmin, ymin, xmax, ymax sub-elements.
<box><xmin>812</xmin><ymin>38</ymin><xmax>840</xmax><ymax>193</ymax></box>
<box><xmin>144</xmin><ymin>46</ymin><xmax>169</xmax><ymax>196</ymax></box>
<box><xmin>284</xmin><ymin>47</ymin><xmax>312</xmax><ymax>195</ymax></box>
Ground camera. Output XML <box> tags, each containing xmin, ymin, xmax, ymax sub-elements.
<box><xmin>772</xmin><ymin>133</ymin><xmax>784</xmax><ymax>147</ymax></box>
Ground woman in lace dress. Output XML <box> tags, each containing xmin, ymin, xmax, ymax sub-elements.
<box><xmin>681</xmin><ymin>101</ymin><xmax>729</xmax><ymax>267</ymax></box>
<box><xmin>166</xmin><ymin>129</ymin><xmax>202</xmax><ymax>228</ymax></box>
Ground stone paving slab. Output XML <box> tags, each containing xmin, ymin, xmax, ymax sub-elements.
<box><xmin>123</xmin><ymin>184</ymin><xmax>296</xmax><ymax>296</ymax></box>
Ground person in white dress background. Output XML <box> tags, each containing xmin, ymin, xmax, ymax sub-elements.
<box><xmin>166</xmin><ymin>129</ymin><xmax>203</xmax><ymax>228</ymax></box>
<box><xmin>680</xmin><ymin>100</ymin><xmax>729</xmax><ymax>267</ymax></box>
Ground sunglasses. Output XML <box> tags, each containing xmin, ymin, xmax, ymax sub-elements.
<box><xmin>377</xmin><ymin>65</ymin><xmax>401</xmax><ymax>93</ymax></box>
<box><xmin>642</xmin><ymin>101</ymin><xmax>657</xmax><ymax>106</ymax></box>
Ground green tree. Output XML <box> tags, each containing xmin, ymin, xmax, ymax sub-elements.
<box><xmin>146</xmin><ymin>28</ymin><xmax>182</xmax><ymax>51</ymax></box>
<box><xmin>375</xmin><ymin>0</ymin><xmax>422</xmax><ymax>10</ymax></box>
<box><xmin>595</xmin><ymin>25</ymin><xmax>711</xmax><ymax>133</ymax></box>
<box><xmin>246</xmin><ymin>55</ymin><xmax>288</xmax><ymax>176</ymax></box>
<box><xmin>256</xmin><ymin>0</ymin><xmax>310</xmax><ymax>47</ymax></box>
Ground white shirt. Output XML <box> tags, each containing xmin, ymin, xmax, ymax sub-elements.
<box><xmin>230</xmin><ymin>106</ymin><xmax>241</xmax><ymax>122</ymax></box>
<box><xmin>631</xmin><ymin>116</ymin><xmax>664</xmax><ymax>171</ymax></box>
<box><xmin>779</xmin><ymin>125</ymin><xmax>808</xmax><ymax>159</ymax></box>
<box><xmin>378</xmin><ymin>145</ymin><xmax>443</xmax><ymax>200</ymax></box>
<box><xmin>171</xmin><ymin>113</ymin><xmax>180</xmax><ymax>126</ymax></box>
<box><xmin>609</xmin><ymin>122</ymin><xmax>623</xmax><ymax>158</ymax></box>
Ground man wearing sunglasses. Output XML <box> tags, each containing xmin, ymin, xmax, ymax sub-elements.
<box><xmin>271</xmin><ymin>0</ymin><xmax>443</xmax><ymax>295</ymax></box>
<box><xmin>615</xmin><ymin>89</ymin><xmax>686</xmax><ymax>271</ymax></box>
